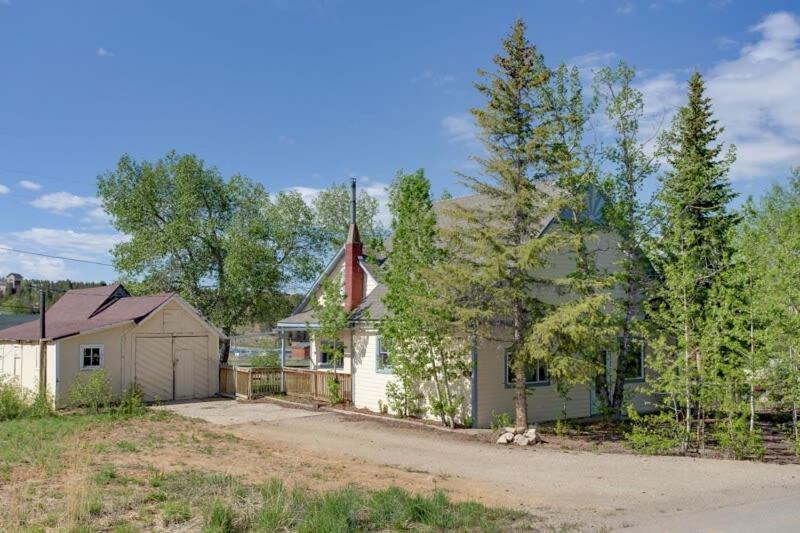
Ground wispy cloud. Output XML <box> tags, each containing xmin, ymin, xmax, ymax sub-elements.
<box><xmin>96</xmin><ymin>47</ymin><xmax>115</xmax><ymax>58</ymax></box>
<box><xmin>617</xmin><ymin>2</ymin><xmax>635</xmax><ymax>15</ymax></box>
<box><xmin>18</xmin><ymin>179</ymin><xmax>42</xmax><ymax>191</ymax></box>
<box><xmin>414</xmin><ymin>70</ymin><xmax>456</xmax><ymax>88</ymax></box>
<box><xmin>0</xmin><ymin>184</ymin><xmax>9</xmax><ymax>195</ymax></box>
<box><xmin>30</xmin><ymin>192</ymin><xmax>102</xmax><ymax>214</ymax></box>
<box><xmin>441</xmin><ymin>114</ymin><xmax>478</xmax><ymax>144</ymax></box>
<box><xmin>636</xmin><ymin>11</ymin><xmax>800</xmax><ymax>181</ymax></box>
<box><xmin>288</xmin><ymin>174</ymin><xmax>392</xmax><ymax>226</ymax></box>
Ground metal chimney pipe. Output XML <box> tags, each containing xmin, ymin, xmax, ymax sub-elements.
<box><xmin>350</xmin><ymin>177</ymin><xmax>357</xmax><ymax>225</ymax></box>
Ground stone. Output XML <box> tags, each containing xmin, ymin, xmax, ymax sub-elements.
<box><xmin>523</xmin><ymin>428</ymin><xmax>542</xmax><ymax>443</ymax></box>
<box><xmin>503</xmin><ymin>427</ymin><xmax>516</xmax><ymax>435</ymax></box>
<box><xmin>496</xmin><ymin>432</ymin><xmax>514</xmax><ymax>445</ymax></box>
<box><xmin>514</xmin><ymin>435</ymin><xmax>531</xmax><ymax>446</ymax></box>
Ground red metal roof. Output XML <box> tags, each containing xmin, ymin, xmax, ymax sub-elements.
<box><xmin>0</xmin><ymin>284</ymin><xmax>174</xmax><ymax>341</ymax></box>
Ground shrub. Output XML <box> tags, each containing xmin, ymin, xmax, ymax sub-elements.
<box><xmin>712</xmin><ymin>417</ymin><xmax>765</xmax><ymax>461</ymax></box>
<box><xmin>326</xmin><ymin>375</ymin><xmax>342</xmax><ymax>405</ymax></box>
<box><xmin>0</xmin><ymin>377</ymin><xmax>34</xmax><ymax>421</ymax></box>
<box><xmin>490</xmin><ymin>411</ymin><xmax>513</xmax><ymax>432</ymax></box>
<box><xmin>624</xmin><ymin>406</ymin><xmax>683</xmax><ymax>455</ymax></box>
<box><xmin>161</xmin><ymin>501</ymin><xmax>192</xmax><ymax>525</ymax></box>
<box><xmin>114</xmin><ymin>384</ymin><xmax>146</xmax><ymax>418</ymax></box>
<box><xmin>28</xmin><ymin>390</ymin><xmax>54</xmax><ymax>419</ymax></box>
<box><xmin>67</xmin><ymin>370</ymin><xmax>113</xmax><ymax>412</ymax></box>
<box><xmin>385</xmin><ymin>380</ymin><xmax>424</xmax><ymax>418</ymax></box>
<box><xmin>205</xmin><ymin>500</ymin><xmax>237</xmax><ymax>533</ymax></box>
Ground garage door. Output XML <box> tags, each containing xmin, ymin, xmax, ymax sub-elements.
<box><xmin>174</xmin><ymin>336</ymin><xmax>209</xmax><ymax>400</ymax></box>
<box><xmin>134</xmin><ymin>337</ymin><xmax>173</xmax><ymax>402</ymax></box>
<box><xmin>134</xmin><ymin>336</ymin><xmax>210</xmax><ymax>402</ymax></box>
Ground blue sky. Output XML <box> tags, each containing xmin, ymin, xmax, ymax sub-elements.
<box><xmin>0</xmin><ymin>0</ymin><xmax>798</xmax><ymax>282</ymax></box>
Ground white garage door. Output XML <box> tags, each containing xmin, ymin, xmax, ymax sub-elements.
<box><xmin>134</xmin><ymin>336</ymin><xmax>210</xmax><ymax>402</ymax></box>
<box><xmin>134</xmin><ymin>337</ymin><xmax>173</xmax><ymax>402</ymax></box>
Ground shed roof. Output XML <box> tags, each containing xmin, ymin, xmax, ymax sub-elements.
<box><xmin>0</xmin><ymin>283</ymin><xmax>174</xmax><ymax>341</ymax></box>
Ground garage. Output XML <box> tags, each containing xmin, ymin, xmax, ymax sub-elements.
<box><xmin>134</xmin><ymin>336</ymin><xmax>212</xmax><ymax>402</ymax></box>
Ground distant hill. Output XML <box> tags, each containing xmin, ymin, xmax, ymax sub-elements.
<box><xmin>0</xmin><ymin>279</ymin><xmax>108</xmax><ymax>315</ymax></box>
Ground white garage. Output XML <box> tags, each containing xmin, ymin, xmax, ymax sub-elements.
<box><xmin>0</xmin><ymin>284</ymin><xmax>223</xmax><ymax>406</ymax></box>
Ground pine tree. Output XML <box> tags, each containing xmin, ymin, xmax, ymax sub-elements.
<box><xmin>437</xmin><ymin>20</ymin><xmax>565</xmax><ymax>431</ymax></box>
<box><xmin>592</xmin><ymin>63</ymin><xmax>657</xmax><ymax>417</ymax></box>
<box><xmin>650</xmin><ymin>71</ymin><xmax>737</xmax><ymax>451</ymax></box>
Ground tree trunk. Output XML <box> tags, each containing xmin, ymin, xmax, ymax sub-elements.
<box><xmin>220</xmin><ymin>329</ymin><xmax>232</xmax><ymax>364</ymax></box>
<box><xmin>749</xmin><ymin>383</ymin><xmax>756</xmax><ymax>433</ymax></box>
<box><xmin>682</xmin><ymin>285</ymin><xmax>692</xmax><ymax>454</ymax></box>
<box><xmin>513</xmin><ymin>303</ymin><xmax>527</xmax><ymax>433</ymax></box>
<box><xmin>427</xmin><ymin>349</ymin><xmax>448</xmax><ymax>426</ymax></box>
<box><xmin>437</xmin><ymin>346</ymin><xmax>457</xmax><ymax>429</ymax></box>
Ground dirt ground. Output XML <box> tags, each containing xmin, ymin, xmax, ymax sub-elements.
<box><xmin>164</xmin><ymin>398</ymin><xmax>800</xmax><ymax>531</ymax></box>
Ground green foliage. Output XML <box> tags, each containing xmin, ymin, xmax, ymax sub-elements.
<box><xmin>0</xmin><ymin>378</ymin><xmax>35</xmax><ymax>421</ymax></box>
<box><xmin>98</xmin><ymin>151</ymin><xmax>323</xmax><ymax>351</ymax></box>
<box><xmin>204</xmin><ymin>500</ymin><xmax>237</xmax><ymax>533</ymax></box>
<box><xmin>712</xmin><ymin>417</ymin><xmax>765</xmax><ymax>460</ymax></box>
<box><xmin>325</xmin><ymin>375</ymin><xmax>342</xmax><ymax>405</ymax></box>
<box><xmin>311</xmin><ymin>181</ymin><xmax>385</xmax><ymax>253</ymax></box>
<box><xmin>0</xmin><ymin>279</ymin><xmax>106</xmax><ymax>315</ymax></box>
<box><xmin>384</xmin><ymin>379</ymin><xmax>424</xmax><ymax>418</ymax></box>
<box><xmin>624</xmin><ymin>406</ymin><xmax>683</xmax><ymax>455</ymax></box>
<box><xmin>161</xmin><ymin>501</ymin><xmax>192</xmax><ymax>525</ymax></box>
<box><xmin>247</xmin><ymin>354</ymin><xmax>280</xmax><ymax>367</ymax></box>
<box><xmin>67</xmin><ymin>370</ymin><xmax>114</xmax><ymax>412</ymax></box>
<box><xmin>490</xmin><ymin>411</ymin><xmax>514</xmax><ymax>432</ymax></box>
<box><xmin>114</xmin><ymin>385</ymin><xmax>147</xmax><ymax>418</ymax></box>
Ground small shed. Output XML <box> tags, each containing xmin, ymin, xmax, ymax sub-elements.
<box><xmin>0</xmin><ymin>284</ymin><xmax>223</xmax><ymax>405</ymax></box>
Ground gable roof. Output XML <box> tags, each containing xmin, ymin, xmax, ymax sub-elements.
<box><xmin>0</xmin><ymin>283</ymin><xmax>174</xmax><ymax>341</ymax></box>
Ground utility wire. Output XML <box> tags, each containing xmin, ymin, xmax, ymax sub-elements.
<box><xmin>0</xmin><ymin>246</ymin><xmax>114</xmax><ymax>267</ymax></box>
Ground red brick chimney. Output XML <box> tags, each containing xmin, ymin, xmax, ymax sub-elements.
<box><xmin>344</xmin><ymin>178</ymin><xmax>364</xmax><ymax>312</ymax></box>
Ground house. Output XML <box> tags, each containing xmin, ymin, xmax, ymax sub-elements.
<box><xmin>277</xmin><ymin>180</ymin><xmax>652</xmax><ymax>428</ymax></box>
<box><xmin>0</xmin><ymin>283</ymin><xmax>222</xmax><ymax>405</ymax></box>
<box><xmin>0</xmin><ymin>273</ymin><xmax>23</xmax><ymax>296</ymax></box>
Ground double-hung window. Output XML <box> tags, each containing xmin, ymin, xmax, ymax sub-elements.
<box><xmin>618</xmin><ymin>336</ymin><xmax>645</xmax><ymax>381</ymax></box>
<box><xmin>376</xmin><ymin>337</ymin><xmax>392</xmax><ymax>373</ymax></box>
<box><xmin>504</xmin><ymin>350</ymin><xmax>549</xmax><ymax>386</ymax></box>
<box><xmin>318</xmin><ymin>340</ymin><xmax>344</xmax><ymax>369</ymax></box>
<box><xmin>80</xmin><ymin>344</ymin><xmax>104</xmax><ymax>370</ymax></box>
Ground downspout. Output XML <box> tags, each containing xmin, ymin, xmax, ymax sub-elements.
<box><xmin>470</xmin><ymin>336</ymin><xmax>478</xmax><ymax>428</ymax></box>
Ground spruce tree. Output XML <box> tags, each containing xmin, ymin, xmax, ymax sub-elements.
<box><xmin>437</xmin><ymin>20</ymin><xmax>564</xmax><ymax>431</ymax></box>
<box><xmin>650</xmin><ymin>71</ymin><xmax>737</xmax><ymax>450</ymax></box>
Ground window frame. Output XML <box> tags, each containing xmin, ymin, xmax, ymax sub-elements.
<box><xmin>619</xmin><ymin>336</ymin><xmax>646</xmax><ymax>383</ymax></box>
<box><xmin>317</xmin><ymin>339</ymin><xmax>345</xmax><ymax>369</ymax></box>
<box><xmin>79</xmin><ymin>344</ymin><xmax>105</xmax><ymax>370</ymax></box>
<box><xmin>375</xmin><ymin>336</ymin><xmax>392</xmax><ymax>374</ymax></box>
<box><xmin>504</xmin><ymin>350</ymin><xmax>549</xmax><ymax>388</ymax></box>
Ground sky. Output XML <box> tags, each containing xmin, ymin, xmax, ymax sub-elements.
<box><xmin>0</xmin><ymin>0</ymin><xmax>798</xmax><ymax>282</ymax></box>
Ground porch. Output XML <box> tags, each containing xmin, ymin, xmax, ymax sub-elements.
<box><xmin>219</xmin><ymin>365</ymin><xmax>352</xmax><ymax>404</ymax></box>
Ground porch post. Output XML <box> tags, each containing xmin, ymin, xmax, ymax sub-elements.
<box><xmin>279</xmin><ymin>329</ymin><xmax>286</xmax><ymax>394</ymax></box>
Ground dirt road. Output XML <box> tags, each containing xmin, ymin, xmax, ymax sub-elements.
<box><xmin>165</xmin><ymin>399</ymin><xmax>800</xmax><ymax>531</ymax></box>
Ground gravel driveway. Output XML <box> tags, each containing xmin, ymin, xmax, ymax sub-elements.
<box><xmin>164</xmin><ymin>398</ymin><xmax>800</xmax><ymax>531</ymax></box>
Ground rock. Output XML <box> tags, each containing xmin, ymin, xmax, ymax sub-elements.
<box><xmin>496</xmin><ymin>432</ymin><xmax>514</xmax><ymax>445</ymax></box>
<box><xmin>514</xmin><ymin>435</ymin><xmax>531</xmax><ymax>446</ymax></box>
<box><xmin>523</xmin><ymin>428</ymin><xmax>542</xmax><ymax>443</ymax></box>
<box><xmin>503</xmin><ymin>427</ymin><xmax>516</xmax><ymax>435</ymax></box>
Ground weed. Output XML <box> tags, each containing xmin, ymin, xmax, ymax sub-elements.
<box><xmin>67</xmin><ymin>370</ymin><xmax>114</xmax><ymax>412</ymax></box>
<box><xmin>490</xmin><ymin>410</ymin><xmax>514</xmax><ymax>432</ymax></box>
<box><xmin>204</xmin><ymin>500</ymin><xmax>237</xmax><ymax>533</ymax></box>
<box><xmin>116</xmin><ymin>440</ymin><xmax>138</xmax><ymax>453</ymax></box>
<box><xmin>160</xmin><ymin>501</ymin><xmax>192</xmax><ymax>525</ymax></box>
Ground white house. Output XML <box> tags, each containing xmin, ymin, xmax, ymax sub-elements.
<box><xmin>277</xmin><ymin>181</ymin><xmax>652</xmax><ymax>428</ymax></box>
<box><xmin>0</xmin><ymin>284</ymin><xmax>223</xmax><ymax>405</ymax></box>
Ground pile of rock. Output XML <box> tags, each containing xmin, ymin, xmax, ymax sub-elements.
<box><xmin>496</xmin><ymin>427</ymin><xmax>542</xmax><ymax>446</ymax></box>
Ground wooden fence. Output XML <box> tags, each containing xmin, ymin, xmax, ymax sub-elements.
<box><xmin>219</xmin><ymin>365</ymin><xmax>351</xmax><ymax>404</ymax></box>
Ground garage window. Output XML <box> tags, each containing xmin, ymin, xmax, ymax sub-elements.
<box><xmin>80</xmin><ymin>344</ymin><xmax>104</xmax><ymax>370</ymax></box>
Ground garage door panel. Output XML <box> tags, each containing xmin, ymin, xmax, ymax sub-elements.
<box><xmin>174</xmin><ymin>336</ymin><xmax>209</xmax><ymax>400</ymax></box>
<box><xmin>135</xmin><ymin>337</ymin><xmax>173</xmax><ymax>402</ymax></box>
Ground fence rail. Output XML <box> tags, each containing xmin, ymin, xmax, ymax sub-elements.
<box><xmin>219</xmin><ymin>365</ymin><xmax>351</xmax><ymax>404</ymax></box>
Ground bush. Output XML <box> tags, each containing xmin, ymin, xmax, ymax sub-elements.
<box><xmin>490</xmin><ymin>411</ymin><xmax>513</xmax><ymax>432</ymax></box>
<box><xmin>67</xmin><ymin>370</ymin><xmax>113</xmax><ymax>412</ymax></box>
<box><xmin>114</xmin><ymin>384</ymin><xmax>146</xmax><ymax>418</ymax></box>
<box><xmin>712</xmin><ymin>417</ymin><xmax>765</xmax><ymax>461</ymax></box>
<box><xmin>385</xmin><ymin>380</ymin><xmax>424</xmax><ymax>418</ymax></box>
<box><xmin>0</xmin><ymin>378</ymin><xmax>34</xmax><ymax>421</ymax></box>
<box><xmin>624</xmin><ymin>406</ymin><xmax>683</xmax><ymax>455</ymax></box>
<box><xmin>205</xmin><ymin>500</ymin><xmax>237</xmax><ymax>533</ymax></box>
<box><xmin>326</xmin><ymin>375</ymin><xmax>342</xmax><ymax>405</ymax></box>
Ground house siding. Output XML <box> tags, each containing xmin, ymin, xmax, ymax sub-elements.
<box><xmin>351</xmin><ymin>328</ymin><xmax>395</xmax><ymax>413</ymax></box>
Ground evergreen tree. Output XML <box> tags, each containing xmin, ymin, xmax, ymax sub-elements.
<box><xmin>649</xmin><ymin>71</ymin><xmax>737</xmax><ymax>450</ymax></box>
<box><xmin>436</xmin><ymin>20</ymin><xmax>565</xmax><ymax>431</ymax></box>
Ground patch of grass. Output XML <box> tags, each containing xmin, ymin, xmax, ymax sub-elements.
<box><xmin>204</xmin><ymin>500</ymin><xmax>237</xmax><ymax>533</ymax></box>
<box><xmin>116</xmin><ymin>440</ymin><xmax>139</xmax><ymax>453</ymax></box>
<box><xmin>160</xmin><ymin>501</ymin><xmax>192</xmax><ymax>525</ymax></box>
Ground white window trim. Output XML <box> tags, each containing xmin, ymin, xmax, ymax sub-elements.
<box><xmin>79</xmin><ymin>344</ymin><xmax>105</xmax><ymax>370</ymax></box>
<box><xmin>376</xmin><ymin>336</ymin><xmax>392</xmax><ymax>374</ymax></box>
<box><xmin>504</xmin><ymin>350</ymin><xmax>549</xmax><ymax>387</ymax></box>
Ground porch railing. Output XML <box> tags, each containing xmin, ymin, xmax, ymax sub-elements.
<box><xmin>219</xmin><ymin>365</ymin><xmax>351</xmax><ymax>404</ymax></box>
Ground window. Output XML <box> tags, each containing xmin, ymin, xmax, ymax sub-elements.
<box><xmin>318</xmin><ymin>340</ymin><xmax>344</xmax><ymax>369</ymax></box>
<box><xmin>504</xmin><ymin>350</ymin><xmax>549</xmax><ymax>386</ymax></box>
<box><xmin>376</xmin><ymin>337</ymin><xmax>391</xmax><ymax>373</ymax></box>
<box><xmin>80</xmin><ymin>344</ymin><xmax>104</xmax><ymax>370</ymax></box>
<box><xmin>618</xmin><ymin>336</ymin><xmax>645</xmax><ymax>381</ymax></box>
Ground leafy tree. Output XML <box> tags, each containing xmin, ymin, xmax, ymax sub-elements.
<box><xmin>311</xmin><ymin>275</ymin><xmax>349</xmax><ymax>402</ymax></box>
<box><xmin>592</xmin><ymin>62</ymin><xmax>657</xmax><ymax>417</ymax></box>
<box><xmin>649</xmin><ymin>72</ymin><xmax>737</xmax><ymax>451</ymax></box>
<box><xmin>98</xmin><ymin>151</ymin><xmax>323</xmax><ymax>361</ymax></box>
<box><xmin>312</xmin><ymin>182</ymin><xmax>384</xmax><ymax>254</ymax></box>
<box><xmin>381</xmin><ymin>169</ymin><xmax>469</xmax><ymax>427</ymax></box>
<box><xmin>437</xmin><ymin>20</ymin><xmax>565</xmax><ymax>431</ymax></box>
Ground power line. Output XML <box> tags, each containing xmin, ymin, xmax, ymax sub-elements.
<box><xmin>0</xmin><ymin>246</ymin><xmax>114</xmax><ymax>267</ymax></box>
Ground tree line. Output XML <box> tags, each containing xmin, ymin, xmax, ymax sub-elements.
<box><xmin>377</xmin><ymin>20</ymin><xmax>799</xmax><ymax>458</ymax></box>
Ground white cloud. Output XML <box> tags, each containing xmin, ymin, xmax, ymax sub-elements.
<box><xmin>288</xmin><ymin>175</ymin><xmax>392</xmax><ymax>226</ymax></box>
<box><xmin>0</xmin><ymin>184</ymin><xmax>9</xmax><ymax>195</ymax></box>
<box><xmin>441</xmin><ymin>114</ymin><xmax>478</xmax><ymax>144</ymax></box>
<box><xmin>83</xmin><ymin>206</ymin><xmax>112</xmax><ymax>225</ymax></box>
<box><xmin>617</xmin><ymin>2</ymin><xmax>635</xmax><ymax>15</ymax></box>
<box><xmin>10</xmin><ymin>228</ymin><xmax>125</xmax><ymax>257</ymax></box>
<box><xmin>30</xmin><ymin>192</ymin><xmax>101</xmax><ymax>214</ymax></box>
<box><xmin>96</xmin><ymin>47</ymin><xmax>115</xmax><ymax>57</ymax></box>
<box><xmin>414</xmin><ymin>70</ymin><xmax>456</xmax><ymax>88</ymax></box>
<box><xmin>0</xmin><ymin>249</ymin><xmax>68</xmax><ymax>280</ymax></box>
<box><xmin>18</xmin><ymin>179</ymin><xmax>42</xmax><ymax>191</ymax></box>
<box><xmin>634</xmin><ymin>11</ymin><xmax>800</xmax><ymax>181</ymax></box>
